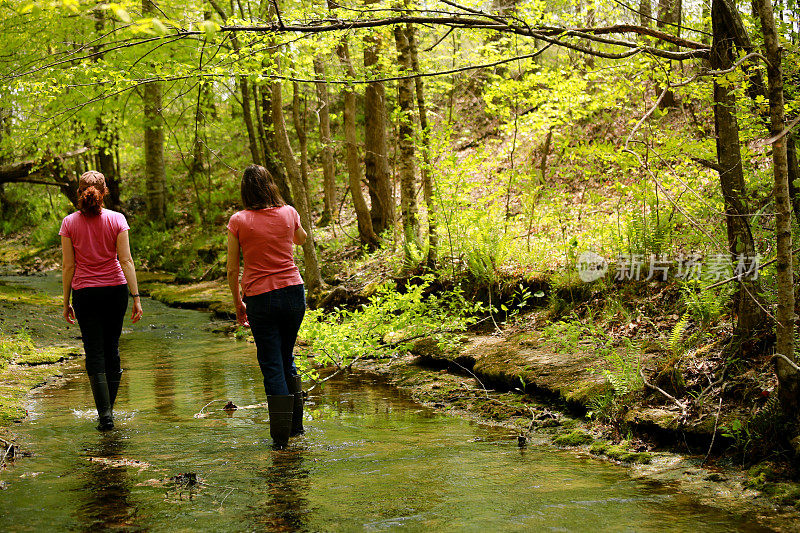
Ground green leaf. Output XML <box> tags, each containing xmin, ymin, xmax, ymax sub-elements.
<box><xmin>151</xmin><ymin>18</ymin><xmax>169</xmax><ymax>35</ymax></box>
<box><xmin>112</xmin><ymin>5</ymin><xmax>131</xmax><ymax>23</ymax></box>
<box><xmin>533</xmin><ymin>290</ymin><xmax>545</xmax><ymax>298</ymax></box>
<box><xmin>201</xmin><ymin>20</ymin><xmax>220</xmax><ymax>37</ymax></box>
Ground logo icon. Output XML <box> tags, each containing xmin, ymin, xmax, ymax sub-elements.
<box><xmin>577</xmin><ymin>251</ymin><xmax>608</xmax><ymax>282</ymax></box>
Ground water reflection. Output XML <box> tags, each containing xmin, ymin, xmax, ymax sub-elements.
<box><xmin>153</xmin><ymin>352</ymin><xmax>177</xmax><ymax>420</ymax></box>
<box><xmin>250</xmin><ymin>446</ymin><xmax>311</xmax><ymax>532</ymax></box>
<box><xmin>75</xmin><ymin>431</ymin><xmax>140</xmax><ymax>532</ymax></box>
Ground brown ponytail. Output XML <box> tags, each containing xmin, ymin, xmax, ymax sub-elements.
<box><xmin>77</xmin><ymin>170</ymin><xmax>107</xmax><ymax>217</ymax></box>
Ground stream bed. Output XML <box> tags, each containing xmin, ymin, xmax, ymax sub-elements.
<box><xmin>0</xmin><ymin>275</ymin><xmax>777</xmax><ymax>531</ymax></box>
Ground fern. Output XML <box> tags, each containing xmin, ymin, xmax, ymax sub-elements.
<box><xmin>668</xmin><ymin>313</ymin><xmax>690</xmax><ymax>353</ymax></box>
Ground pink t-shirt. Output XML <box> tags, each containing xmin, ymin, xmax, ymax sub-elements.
<box><xmin>59</xmin><ymin>209</ymin><xmax>129</xmax><ymax>290</ymax></box>
<box><xmin>227</xmin><ymin>206</ymin><xmax>304</xmax><ymax>297</ymax></box>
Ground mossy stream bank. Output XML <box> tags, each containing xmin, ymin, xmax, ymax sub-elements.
<box><xmin>0</xmin><ymin>277</ymin><xmax>84</xmax><ymax>456</ymax></box>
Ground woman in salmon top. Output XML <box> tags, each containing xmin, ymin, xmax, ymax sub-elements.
<box><xmin>227</xmin><ymin>164</ymin><xmax>308</xmax><ymax>450</ymax></box>
<box><xmin>60</xmin><ymin>171</ymin><xmax>143</xmax><ymax>431</ymax></box>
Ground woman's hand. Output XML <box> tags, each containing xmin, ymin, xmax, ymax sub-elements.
<box><xmin>131</xmin><ymin>298</ymin><xmax>143</xmax><ymax>323</ymax></box>
<box><xmin>235</xmin><ymin>300</ymin><xmax>249</xmax><ymax>328</ymax></box>
<box><xmin>63</xmin><ymin>303</ymin><xmax>75</xmax><ymax>324</ymax></box>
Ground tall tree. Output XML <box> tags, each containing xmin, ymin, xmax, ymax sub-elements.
<box><xmin>337</xmin><ymin>41</ymin><xmax>379</xmax><ymax>249</ymax></box>
<box><xmin>639</xmin><ymin>0</ymin><xmax>652</xmax><ymax>27</ymax></box>
<box><xmin>142</xmin><ymin>0</ymin><xmax>166</xmax><ymax>221</ymax></box>
<box><xmin>258</xmin><ymin>84</ymin><xmax>294</xmax><ymax>204</ymax></box>
<box><xmin>394</xmin><ymin>24</ymin><xmax>420</xmax><ymax>258</ymax></box>
<box><xmin>313</xmin><ymin>57</ymin><xmax>337</xmax><ymax>226</ymax></box>
<box><xmin>93</xmin><ymin>8</ymin><xmax>120</xmax><ymax>210</ymax></box>
<box><xmin>754</xmin><ymin>0</ymin><xmax>798</xmax><ymax>415</ymax></box>
<box><xmin>363</xmin><ymin>26</ymin><xmax>394</xmax><ymax>235</ymax></box>
<box><xmin>292</xmin><ymin>79</ymin><xmax>312</xmax><ymax>211</ymax></box>
<box><xmin>709</xmin><ymin>0</ymin><xmax>765</xmax><ymax>340</ymax></box>
<box><xmin>270</xmin><ymin>52</ymin><xmax>323</xmax><ymax>293</ymax></box>
<box><xmin>208</xmin><ymin>0</ymin><xmax>262</xmax><ymax>166</ymax></box>
<box><xmin>656</xmin><ymin>0</ymin><xmax>681</xmax><ymax>108</ymax></box>
<box><xmin>407</xmin><ymin>23</ymin><xmax>436</xmax><ymax>268</ymax></box>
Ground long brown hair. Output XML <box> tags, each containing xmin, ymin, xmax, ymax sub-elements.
<box><xmin>77</xmin><ymin>170</ymin><xmax>107</xmax><ymax>217</ymax></box>
<box><xmin>241</xmin><ymin>164</ymin><xmax>285</xmax><ymax>210</ymax></box>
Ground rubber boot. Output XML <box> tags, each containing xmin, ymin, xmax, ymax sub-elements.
<box><xmin>88</xmin><ymin>373</ymin><xmax>114</xmax><ymax>431</ymax></box>
<box><xmin>108</xmin><ymin>369</ymin><xmax>123</xmax><ymax>409</ymax></box>
<box><xmin>266</xmin><ymin>395</ymin><xmax>294</xmax><ymax>450</ymax></box>
<box><xmin>287</xmin><ymin>375</ymin><xmax>305</xmax><ymax>437</ymax></box>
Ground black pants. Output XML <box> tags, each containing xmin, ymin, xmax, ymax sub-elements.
<box><xmin>245</xmin><ymin>284</ymin><xmax>305</xmax><ymax>396</ymax></box>
<box><xmin>72</xmin><ymin>284</ymin><xmax>128</xmax><ymax>376</ymax></box>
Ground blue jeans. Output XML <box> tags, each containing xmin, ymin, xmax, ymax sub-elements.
<box><xmin>245</xmin><ymin>284</ymin><xmax>305</xmax><ymax>396</ymax></box>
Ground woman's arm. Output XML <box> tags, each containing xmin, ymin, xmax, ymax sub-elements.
<box><xmin>116</xmin><ymin>230</ymin><xmax>143</xmax><ymax>323</ymax></box>
<box><xmin>293</xmin><ymin>225</ymin><xmax>307</xmax><ymax>245</ymax></box>
<box><xmin>61</xmin><ymin>236</ymin><xmax>76</xmax><ymax>324</ymax></box>
<box><xmin>227</xmin><ymin>231</ymin><xmax>249</xmax><ymax>327</ymax></box>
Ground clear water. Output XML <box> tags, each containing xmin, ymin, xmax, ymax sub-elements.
<box><xmin>0</xmin><ymin>275</ymin><xmax>775</xmax><ymax>532</ymax></box>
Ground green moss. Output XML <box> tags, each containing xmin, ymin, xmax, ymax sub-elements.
<box><xmin>745</xmin><ymin>462</ymin><xmax>781</xmax><ymax>489</ymax></box>
<box><xmin>147</xmin><ymin>281</ymin><xmax>231</xmax><ymax>315</ymax></box>
<box><xmin>15</xmin><ymin>345</ymin><xmax>80</xmax><ymax>365</ymax></box>
<box><xmin>590</xmin><ymin>441</ymin><xmax>608</xmax><ymax>454</ymax></box>
<box><xmin>0</xmin><ymin>329</ymin><xmax>37</xmax><ymax>370</ymax></box>
<box><xmin>770</xmin><ymin>483</ymin><xmax>800</xmax><ymax>507</ymax></box>
<box><xmin>589</xmin><ymin>440</ymin><xmax>651</xmax><ymax>464</ymax></box>
<box><xmin>0</xmin><ymin>282</ymin><xmax>60</xmax><ymax>308</ymax></box>
<box><xmin>137</xmin><ymin>271</ymin><xmax>176</xmax><ymax>284</ymax></box>
<box><xmin>603</xmin><ymin>444</ymin><xmax>652</xmax><ymax>464</ymax></box>
<box><xmin>553</xmin><ymin>429</ymin><xmax>594</xmax><ymax>446</ymax></box>
<box><xmin>0</xmin><ymin>395</ymin><xmax>26</xmax><ymax>424</ymax></box>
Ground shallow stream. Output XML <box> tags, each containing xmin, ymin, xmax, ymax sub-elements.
<box><xmin>0</xmin><ymin>275</ymin><xmax>775</xmax><ymax>531</ymax></box>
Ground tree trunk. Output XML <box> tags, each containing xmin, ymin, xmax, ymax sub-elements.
<box><xmin>312</xmin><ymin>57</ymin><xmax>337</xmax><ymax>226</ymax></box>
<box><xmin>0</xmin><ymin>147</ymin><xmax>87</xmax><ymax>206</ymax></box>
<box><xmin>394</xmin><ymin>24</ymin><xmax>420</xmax><ymax>258</ymax></box>
<box><xmin>258</xmin><ymin>85</ymin><xmax>294</xmax><ymax>204</ymax></box>
<box><xmin>207</xmin><ymin>0</ymin><xmax>262</xmax><ymax>167</ymax></box>
<box><xmin>271</xmin><ymin>73</ymin><xmax>323</xmax><ymax>293</ymax></box>
<box><xmin>239</xmin><ymin>78</ymin><xmax>263</xmax><ymax>165</ymax></box>
<box><xmin>754</xmin><ymin>0</ymin><xmax>798</xmax><ymax>415</ymax></box>
<box><xmin>639</xmin><ymin>0</ymin><xmax>652</xmax><ymax>27</ymax></box>
<box><xmin>710</xmin><ymin>0</ymin><xmax>766</xmax><ymax>340</ymax></box>
<box><xmin>407</xmin><ymin>23</ymin><xmax>437</xmax><ymax>269</ymax></box>
<box><xmin>93</xmin><ymin>10</ymin><xmax>121</xmax><ymax>211</ymax></box>
<box><xmin>788</xmin><ymin>135</ymin><xmax>800</xmax><ymax>220</ymax></box>
<box><xmin>188</xmin><ymin>79</ymin><xmax>212</xmax><ymax>222</ymax></box>
<box><xmin>291</xmin><ymin>80</ymin><xmax>313</xmax><ymax>213</ymax></box>
<box><xmin>363</xmin><ymin>27</ymin><xmax>394</xmax><ymax>235</ymax></box>
<box><xmin>95</xmin><ymin>120</ymin><xmax>120</xmax><ymax>210</ymax></box>
<box><xmin>656</xmin><ymin>0</ymin><xmax>681</xmax><ymax>109</ymax></box>
<box><xmin>142</xmin><ymin>0</ymin><xmax>166</xmax><ymax>221</ymax></box>
<box><xmin>337</xmin><ymin>42</ymin><xmax>379</xmax><ymax>249</ymax></box>
<box><xmin>0</xmin><ymin>108</ymin><xmax>8</xmax><ymax>214</ymax></box>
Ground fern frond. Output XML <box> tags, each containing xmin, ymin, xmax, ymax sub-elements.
<box><xmin>669</xmin><ymin>313</ymin><xmax>690</xmax><ymax>353</ymax></box>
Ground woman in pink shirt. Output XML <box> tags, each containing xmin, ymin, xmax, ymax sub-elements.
<box><xmin>60</xmin><ymin>171</ymin><xmax>143</xmax><ymax>431</ymax></box>
<box><xmin>227</xmin><ymin>164</ymin><xmax>307</xmax><ymax>450</ymax></box>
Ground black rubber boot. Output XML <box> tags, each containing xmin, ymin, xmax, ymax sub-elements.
<box><xmin>266</xmin><ymin>395</ymin><xmax>294</xmax><ymax>450</ymax></box>
<box><xmin>287</xmin><ymin>375</ymin><xmax>305</xmax><ymax>437</ymax></box>
<box><xmin>108</xmin><ymin>369</ymin><xmax>123</xmax><ymax>409</ymax></box>
<box><xmin>88</xmin><ymin>373</ymin><xmax>114</xmax><ymax>431</ymax></box>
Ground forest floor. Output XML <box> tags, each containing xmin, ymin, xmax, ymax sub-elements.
<box><xmin>2</xmin><ymin>234</ymin><xmax>800</xmax><ymax>522</ymax></box>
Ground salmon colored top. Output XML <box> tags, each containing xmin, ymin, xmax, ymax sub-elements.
<box><xmin>227</xmin><ymin>206</ymin><xmax>304</xmax><ymax>297</ymax></box>
<box><xmin>59</xmin><ymin>209</ymin><xmax>129</xmax><ymax>290</ymax></box>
